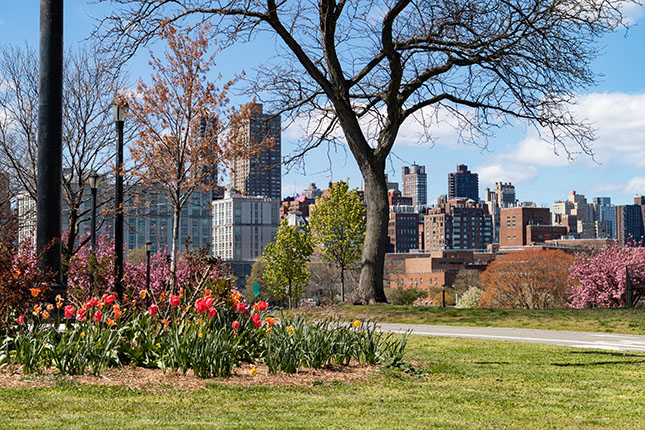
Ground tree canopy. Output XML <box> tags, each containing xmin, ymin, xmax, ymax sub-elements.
<box><xmin>98</xmin><ymin>0</ymin><xmax>634</xmax><ymax>304</ymax></box>
<box><xmin>309</xmin><ymin>181</ymin><xmax>365</xmax><ymax>302</ymax></box>
<box><xmin>479</xmin><ymin>249</ymin><xmax>575</xmax><ymax>309</ymax></box>
<box><xmin>262</xmin><ymin>219</ymin><xmax>314</xmax><ymax>308</ymax></box>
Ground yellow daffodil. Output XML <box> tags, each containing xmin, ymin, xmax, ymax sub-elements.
<box><xmin>352</xmin><ymin>320</ymin><xmax>362</xmax><ymax>327</ymax></box>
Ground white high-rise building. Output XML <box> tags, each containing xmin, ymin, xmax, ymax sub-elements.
<box><xmin>212</xmin><ymin>192</ymin><xmax>280</xmax><ymax>261</ymax></box>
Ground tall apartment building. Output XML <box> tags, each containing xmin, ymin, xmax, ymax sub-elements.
<box><xmin>494</xmin><ymin>182</ymin><xmax>516</xmax><ymax>207</ymax></box>
<box><xmin>196</xmin><ymin>116</ymin><xmax>225</xmax><ymax>200</ymax></box>
<box><xmin>386</xmin><ymin>206</ymin><xmax>419</xmax><ymax>253</ymax></box>
<box><xmin>484</xmin><ymin>182</ymin><xmax>516</xmax><ymax>243</ymax></box>
<box><xmin>615</xmin><ymin>204</ymin><xmax>644</xmax><ymax>246</ymax></box>
<box><xmin>448</xmin><ymin>164</ymin><xmax>479</xmax><ymax>201</ymax></box>
<box><xmin>402</xmin><ymin>163</ymin><xmax>427</xmax><ymax>207</ymax></box>
<box><xmin>230</xmin><ymin>103</ymin><xmax>281</xmax><ymax>199</ymax></box>
<box><xmin>17</xmin><ymin>191</ymin><xmax>36</xmax><ymax>245</ymax></box>
<box><xmin>424</xmin><ymin>198</ymin><xmax>493</xmax><ymax>251</ymax></box>
<box><xmin>386</xmin><ymin>190</ymin><xmax>419</xmax><ymax>253</ymax></box>
<box><xmin>212</xmin><ymin>192</ymin><xmax>280</xmax><ymax>261</ymax></box>
<box><xmin>124</xmin><ymin>186</ymin><xmax>213</xmax><ymax>253</ymax></box>
<box><xmin>592</xmin><ymin>197</ymin><xmax>615</xmax><ymax>239</ymax></box>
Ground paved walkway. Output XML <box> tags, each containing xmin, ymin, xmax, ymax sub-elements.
<box><xmin>378</xmin><ymin>323</ymin><xmax>645</xmax><ymax>353</ymax></box>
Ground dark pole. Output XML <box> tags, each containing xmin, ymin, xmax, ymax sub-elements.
<box><xmin>442</xmin><ymin>285</ymin><xmax>446</xmax><ymax>308</ymax></box>
<box><xmin>37</xmin><ymin>0</ymin><xmax>64</xmax><ymax>296</ymax></box>
<box><xmin>626</xmin><ymin>265</ymin><xmax>633</xmax><ymax>308</ymax></box>
<box><xmin>114</xmin><ymin>117</ymin><xmax>124</xmax><ymax>300</ymax></box>
<box><xmin>89</xmin><ymin>171</ymin><xmax>100</xmax><ymax>295</ymax></box>
<box><xmin>145</xmin><ymin>241</ymin><xmax>152</xmax><ymax>300</ymax></box>
<box><xmin>91</xmin><ymin>187</ymin><xmax>98</xmax><ymax>251</ymax></box>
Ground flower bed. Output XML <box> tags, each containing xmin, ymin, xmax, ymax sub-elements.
<box><xmin>1</xmin><ymin>287</ymin><xmax>406</xmax><ymax>378</ymax></box>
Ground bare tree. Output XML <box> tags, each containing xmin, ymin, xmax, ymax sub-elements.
<box><xmin>97</xmin><ymin>0</ymin><xmax>633</xmax><ymax>303</ymax></box>
<box><xmin>0</xmin><ymin>44</ymin><xmax>127</xmax><ymax>265</ymax></box>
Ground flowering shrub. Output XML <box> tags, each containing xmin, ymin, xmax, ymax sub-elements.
<box><xmin>455</xmin><ymin>287</ymin><xmax>483</xmax><ymax>309</ymax></box>
<box><xmin>67</xmin><ymin>232</ymin><xmax>230</xmax><ymax>313</ymax></box>
<box><xmin>0</xmin><ymin>222</ymin><xmax>53</xmax><ymax>330</ymax></box>
<box><xmin>568</xmin><ymin>243</ymin><xmax>645</xmax><ymax>308</ymax></box>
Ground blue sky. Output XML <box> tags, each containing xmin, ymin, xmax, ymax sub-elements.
<box><xmin>2</xmin><ymin>2</ymin><xmax>645</xmax><ymax>207</ymax></box>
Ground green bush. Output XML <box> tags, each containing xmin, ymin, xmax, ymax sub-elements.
<box><xmin>388</xmin><ymin>287</ymin><xmax>428</xmax><ymax>305</ymax></box>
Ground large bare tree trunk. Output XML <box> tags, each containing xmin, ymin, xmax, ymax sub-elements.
<box><xmin>355</xmin><ymin>161</ymin><xmax>389</xmax><ymax>304</ymax></box>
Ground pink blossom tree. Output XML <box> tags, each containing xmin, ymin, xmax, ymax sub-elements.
<box><xmin>568</xmin><ymin>243</ymin><xmax>645</xmax><ymax>308</ymax></box>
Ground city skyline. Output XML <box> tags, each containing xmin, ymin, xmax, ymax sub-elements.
<box><xmin>1</xmin><ymin>3</ymin><xmax>645</xmax><ymax>207</ymax></box>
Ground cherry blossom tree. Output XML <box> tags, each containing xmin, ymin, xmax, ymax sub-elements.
<box><xmin>568</xmin><ymin>243</ymin><xmax>645</xmax><ymax>308</ymax></box>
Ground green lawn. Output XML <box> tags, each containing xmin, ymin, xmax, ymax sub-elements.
<box><xmin>290</xmin><ymin>305</ymin><xmax>645</xmax><ymax>335</ymax></box>
<box><xmin>1</xmin><ymin>335</ymin><xmax>644</xmax><ymax>429</ymax></box>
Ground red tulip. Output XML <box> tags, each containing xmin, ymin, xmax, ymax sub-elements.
<box><xmin>195</xmin><ymin>298</ymin><xmax>208</xmax><ymax>314</ymax></box>
<box><xmin>16</xmin><ymin>315</ymin><xmax>25</xmax><ymax>325</ymax></box>
<box><xmin>204</xmin><ymin>296</ymin><xmax>215</xmax><ymax>309</ymax></box>
<box><xmin>207</xmin><ymin>307</ymin><xmax>217</xmax><ymax>319</ymax></box>
<box><xmin>170</xmin><ymin>295</ymin><xmax>180</xmax><ymax>307</ymax></box>
<box><xmin>93</xmin><ymin>310</ymin><xmax>102</xmax><ymax>323</ymax></box>
<box><xmin>149</xmin><ymin>304</ymin><xmax>159</xmax><ymax>316</ymax></box>
<box><xmin>86</xmin><ymin>297</ymin><xmax>98</xmax><ymax>309</ymax></box>
<box><xmin>232</xmin><ymin>321</ymin><xmax>240</xmax><ymax>330</ymax></box>
<box><xmin>257</xmin><ymin>301</ymin><xmax>269</xmax><ymax>311</ymax></box>
<box><xmin>63</xmin><ymin>305</ymin><xmax>75</xmax><ymax>319</ymax></box>
<box><xmin>236</xmin><ymin>301</ymin><xmax>246</xmax><ymax>313</ymax></box>
<box><xmin>103</xmin><ymin>294</ymin><xmax>115</xmax><ymax>306</ymax></box>
<box><xmin>251</xmin><ymin>313</ymin><xmax>262</xmax><ymax>328</ymax></box>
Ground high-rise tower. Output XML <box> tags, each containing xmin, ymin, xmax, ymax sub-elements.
<box><xmin>402</xmin><ymin>163</ymin><xmax>427</xmax><ymax>207</ymax></box>
<box><xmin>448</xmin><ymin>164</ymin><xmax>479</xmax><ymax>201</ymax></box>
<box><xmin>230</xmin><ymin>103</ymin><xmax>281</xmax><ymax>199</ymax></box>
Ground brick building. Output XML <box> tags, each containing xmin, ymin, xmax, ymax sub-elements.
<box><xmin>386</xmin><ymin>207</ymin><xmax>419</xmax><ymax>253</ymax></box>
<box><xmin>389</xmin><ymin>250</ymin><xmax>496</xmax><ymax>305</ymax></box>
<box><xmin>280</xmin><ymin>195</ymin><xmax>314</xmax><ymax>219</ymax></box>
<box><xmin>499</xmin><ymin>207</ymin><xmax>552</xmax><ymax>247</ymax></box>
<box><xmin>424</xmin><ymin>198</ymin><xmax>493</xmax><ymax>251</ymax></box>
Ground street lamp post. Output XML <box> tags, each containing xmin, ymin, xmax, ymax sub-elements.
<box><xmin>113</xmin><ymin>103</ymin><xmax>128</xmax><ymax>300</ymax></box>
<box><xmin>145</xmin><ymin>241</ymin><xmax>152</xmax><ymax>301</ymax></box>
<box><xmin>442</xmin><ymin>284</ymin><xmax>446</xmax><ymax>308</ymax></box>
<box><xmin>88</xmin><ymin>171</ymin><xmax>101</xmax><ymax>252</ymax></box>
<box><xmin>88</xmin><ymin>171</ymin><xmax>101</xmax><ymax>294</ymax></box>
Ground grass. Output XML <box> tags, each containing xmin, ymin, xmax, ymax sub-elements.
<box><xmin>1</xmin><ymin>335</ymin><xmax>644</xmax><ymax>429</ymax></box>
<box><xmin>290</xmin><ymin>305</ymin><xmax>645</xmax><ymax>335</ymax></box>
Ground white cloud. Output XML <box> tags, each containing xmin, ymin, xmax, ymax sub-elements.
<box><xmin>621</xmin><ymin>3</ymin><xmax>644</xmax><ymax>25</ymax></box>
<box><xmin>512</xmin><ymin>137</ymin><xmax>573</xmax><ymax>167</ymax></box>
<box><xmin>477</xmin><ymin>163</ymin><xmax>539</xmax><ymax>185</ymax></box>
<box><xmin>625</xmin><ymin>177</ymin><xmax>645</xmax><ymax>194</ymax></box>
<box><xmin>573</xmin><ymin>92</ymin><xmax>645</xmax><ymax>167</ymax></box>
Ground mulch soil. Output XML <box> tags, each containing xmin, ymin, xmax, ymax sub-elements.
<box><xmin>0</xmin><ymin>362</ymin><xmax>379</xmax><ymax>392</ymax></box>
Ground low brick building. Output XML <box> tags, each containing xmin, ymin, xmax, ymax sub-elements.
<box><xmin>389</xmin><ymin>250</ymin><xmax>496</xmax><ymax>305</ymax></box>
